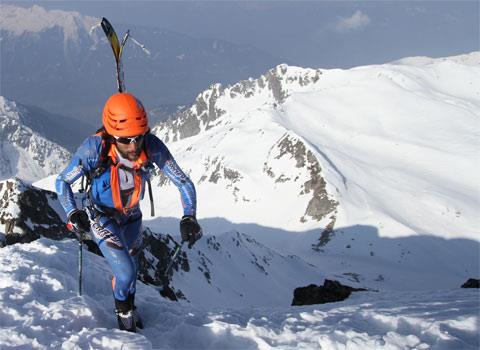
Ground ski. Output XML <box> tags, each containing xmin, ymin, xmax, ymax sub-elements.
<box><xmin>101</xmin><ymin>17</ymin><xmax>129</xmax><ymax>92</ymax></box>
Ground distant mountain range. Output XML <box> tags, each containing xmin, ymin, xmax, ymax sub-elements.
<box><xmin>0</xmin><ymin>4</ymin><xmax>284</xmax><ymax>129</ymax></box>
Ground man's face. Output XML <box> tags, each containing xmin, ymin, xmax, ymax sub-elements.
<box><xmin>114</xmin><ymin>134</ymin><xmax>144</xmax><ymax>161</ymax></box>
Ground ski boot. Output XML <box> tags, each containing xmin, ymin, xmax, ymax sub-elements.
<box><xmin>133</xmin><ymin>306</ymin><xmax>144</xmax><ymax>329</ymax></box>
<box><xmin>114</xmin><ymin>296</ymin><xmax>136</xmax><ymax>332</ymax></box>
<box><xmin>131</xmin><ymin>293</ymin><xmax>144</xmax><ymax>329</ymax></box>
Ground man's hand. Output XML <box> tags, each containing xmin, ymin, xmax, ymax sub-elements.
<box><xmin>180</xmin><ymin>215</ymin><xmax>202</xmax><ymax>248</ymax></box>
<box><xmin>68</xmin><ymin>209</ymin><xmax>91</xmax><ymax>237</ymax></box>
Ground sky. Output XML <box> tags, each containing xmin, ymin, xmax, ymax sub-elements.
<box><xmin>5</xmin><ymin>0</ymin><xmax>479</xmax><ymax>68</ymax></box>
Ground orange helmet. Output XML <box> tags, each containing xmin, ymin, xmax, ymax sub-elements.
<box><xmin>102</xmin><ymin>92</ymin><xmax>149</xmax><ymax>137</ymax></box>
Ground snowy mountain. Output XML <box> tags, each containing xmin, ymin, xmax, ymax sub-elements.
<box><xmin>149</xmin><ymin>51</ymin><xmax>480</xmax><ymax>291</ymax></box>
<box><xmin>152</xmin><ymin>65</ymin><xmax>338</xmax><ymax>230</ymax></box>
<box><xmin>0</xmin><ymin>4</ymin><xmax>282</xmax><ymax>127</ymax></box>
<box><xmin>0</xmin><ymin>96</ymin><xmax>71</xmax><ymax>182</ymax></box>
<box><xmin>152</xmin><ymin>51</ymin><xmax>479</xmax><ymax>232</ymax></box>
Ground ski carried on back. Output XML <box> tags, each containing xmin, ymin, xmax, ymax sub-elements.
<box><xmin>99</xmin><ymin>18</ymin><xmax>155</xmax><ymax>218</ymax></box>
<box><xmin>101</xmin><ymin>17</ymin><xmax>130</xmax><ymax>93</ymax></box>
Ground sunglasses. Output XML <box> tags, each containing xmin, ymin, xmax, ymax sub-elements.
<box><xmin>113</xmin><ymin>134</ymin><xmax>145</xmax><ymax>145</ymax></box>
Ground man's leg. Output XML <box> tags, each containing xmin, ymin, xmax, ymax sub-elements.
<box><xmin>90</xmin><ymin>215</ymin><xmax>136</xmax><ymax>300</ymax></box>
<box><xmin>121</xmin><ymin>216</ymin><xmax>144</xmax><ymax>328</ymax></box>
<box><xmin>89</xmin><ymin>214</ymin><xmax>137</xmax><ymax>331</ymax></box>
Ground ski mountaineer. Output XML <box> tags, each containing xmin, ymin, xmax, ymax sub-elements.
<box><xmin>55</xmin><ymin>92</ymin><xmax>202</xmax><ymax>332</ymax></box>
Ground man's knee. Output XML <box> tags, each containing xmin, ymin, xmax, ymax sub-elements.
<box><xmin>113</xmin><ymin>271</ymin><xmax>136</xmax><ymax>299</ymax></box>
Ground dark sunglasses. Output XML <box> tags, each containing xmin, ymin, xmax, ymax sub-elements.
<box><xmin>113</xmin><ymin>134</ymin><xmax>145</xmax><ymax>145</ymax></box>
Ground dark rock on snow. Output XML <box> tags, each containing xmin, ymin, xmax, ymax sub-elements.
<box><xmin>461</xmin><ymin>278</ymin><xmax>480</xmax><ymax>288</ymax></box>
<box><xmin>0</xmin><ymin>178</ymin><xmax>70</xmax><ymax>246</ymax></box>
<box><xmin>292</xmin><ymin>279</ymin><xmax>367</xmax><ymax>306</ymax></box>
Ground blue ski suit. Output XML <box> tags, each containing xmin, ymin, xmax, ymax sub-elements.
<box><xmin>56</xmin><ymin>133</ymin><xmax>196</xmax><ymax>301</ymax></box>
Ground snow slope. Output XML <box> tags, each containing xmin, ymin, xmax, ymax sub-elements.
<box><xmin>151</xmin><ymin>52</ymin><xmax>480</xmax><ymax>240</ymax></box>
<box><xmin>0</xmin><ymin>238</ymin><xmax>477</xmax><ymax>349</ymax></box>
<box><xmin>144</xmin><ymin>52</ymin><xmax>480</xmax><ymax>291</ymax></box>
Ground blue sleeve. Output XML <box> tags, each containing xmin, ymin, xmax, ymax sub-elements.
<box><xmin>55</xmin><ymin>136</ymin><xmax>101</xmax><ymax>218</ymax></box>
<box><xmin>146</xmin><ymin>134</ymin><xmax>197</xmax><ymax>217</ymax></box>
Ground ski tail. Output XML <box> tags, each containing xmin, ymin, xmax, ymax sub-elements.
<box><xmin>101</xmin><ymin>17</ymin><xmax>121</xmax><ymax>63</ymax></box>
<box><xmin>101</xmin><ymin>17</ymin><xmax>129</xmax><ymax>92</ymax></box>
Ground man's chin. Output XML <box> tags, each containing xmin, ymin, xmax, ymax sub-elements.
<box><xmin>118</xmin><ymin>149</ymin><xmax>140</xmax><ymax>161</ymax></box>
<box><xmin>127</xmin><ymin>153</ymin><xmax>139</xmax><ymax>161</ymax></box>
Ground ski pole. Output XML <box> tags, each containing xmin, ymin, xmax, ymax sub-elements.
<box><xmin>67</xmin><ymin>223</ymin><xmax>85</xmax><ymax>296</ymax></box>
<box><xmin>164</xmin><ymin>240</ymin><xmax>185</xmax><ymax>277</ymax></box>
<box><xmin>78</xmin><ymin>235</ymin><xmax>83</xmax><ymax>296</ymax></box>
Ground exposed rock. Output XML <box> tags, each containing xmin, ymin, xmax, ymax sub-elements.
<box><xmin>152</xmin><ymin>64</ymin><xmax>323</xmax><ymax>143</ymax></box>
<box><xmin>195</xmin><ymin>156</ymin><xmax>243</xmax><ymax>200</ymax></box>
<box><xmin>206</xmin><ymin>166</ymin><xmax>220</xmax><ymax>184</ymax></box>
<box><xmin>292</xmin><ymin>279</ymin><xmax>367</xmax><ymax>306</ymax></box>
<box><xmin>223</xmin><ymin>168</ymin><xmax>241</xmax><ymax>183</ymax></box>
<box><xmin>461</xmin><ymin>278</ymin><xmax>480</xmax><ymax>288</ymax></box>
<box><xmin>154</xmin><ymin>84</ymin><xmax>226</xmax><ymax>143</ymax></box>
<box><xmin>312</xmin><ymin>216</ymin><xmax>336</xmax><ymax>251</ymax></box>
<box><xmin>137</xmin><ymin>228</ymin><xmax>189</xmax><ymax>301</ymax></box>
<box><xmin>265</xmin><ymin>68</ymin><xmax>288</xmax><ymax>104</ymax></box>
<box><xmin>266</xmin><ymin>133</ymin><xmax>338</xmax><ymax>224</ymax></box>
<box><xmin>0</xmin><ymin>178</ymin><xmax>70</xmax><ymax>246</ymax></box>
<box><xmin>276</xmin><ymin>134</ymin><xmax>308</xmax><ymax>168</ymax></box>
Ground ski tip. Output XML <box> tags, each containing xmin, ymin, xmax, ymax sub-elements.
<box><xmin>101</xmin><ymin>17</ymin><xmax>113</xmax><ymax>33</ymax></box>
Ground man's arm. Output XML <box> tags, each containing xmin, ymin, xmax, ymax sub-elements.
<box><xmin>55</xmin><ymin>137</ymin><xmax>100</xmax><ymax>218</ymax></box>
<box><xmin>146</xmin><ymin>134</ymin><xmax>197</xmax><ymax>216</ymax></box>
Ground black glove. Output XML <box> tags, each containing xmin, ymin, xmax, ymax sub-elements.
<box><xmin>180</xmin><ymin>215</ymin><xmax>202</xmax><ymax>249</ymax></box>
<box><xmin>68</xmin><ymin>209</ymin><xmax>90</xmax><ymax>237</ymax></box>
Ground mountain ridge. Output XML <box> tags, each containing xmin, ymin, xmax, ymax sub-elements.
<box><xmin>0</xmin><ymin>97</ymin><xmax>71</xmax><ymax>182</ymax></box>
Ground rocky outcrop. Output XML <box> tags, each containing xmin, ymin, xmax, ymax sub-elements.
<box><xmin>0</xmin><ymin>178</ymin><xmax>70</xmax><ymax>246</ymax></box>
<box><xmin>311</xmin><ymin>218</ymin><xmax>336</xmax><ymax>252</ymax></box>
<box><xmin>265</xmin><ymin>133</ymin><xmax>338</xmax><ymax>224</ymax></box>
<box><xmin>292</xmin><ymin>279</ymin><xmax>367</xmax><ymax>306</ymax></box>
<box><xmin>137</xmin><ymin>228</ymin><xmax>189</xmax><ymax>301</ymax></box>
<box><xmin>153</xmin><ymin>64</ymin><xmax>323</xmax><ymax>142</ymax></box>
<box><xmin>461</xmin><ymin>278</ymin><xmax>479</xmax><ymax>288</ymax></box>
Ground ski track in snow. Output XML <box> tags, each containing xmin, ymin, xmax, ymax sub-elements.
<box><xmin>0</xmin><ymin>239</ymin><xmax>478</xmax><ymax>350</ymax></box>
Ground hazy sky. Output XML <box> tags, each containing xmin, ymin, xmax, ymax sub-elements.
<box><xmin>5</xmin><ymin>1</ymin><xmax>480</xmax><ymax>68</ymax></box>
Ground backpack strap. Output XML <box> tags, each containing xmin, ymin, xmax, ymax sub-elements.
<box><xmin>142</xmin><ymin>129</ymin><xmax>155</xmax><ymax>217</ymax></box>
<box><xmin>78</xmin><ymin>128</ymin><xmax>113</xmax><ymax>199</ymax></box>
<box><xmin>92</xmin><ymin>127</ymin><xmax>115</xmax><ymax>179</ymax></box>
